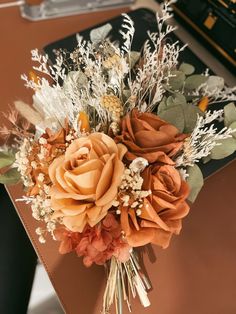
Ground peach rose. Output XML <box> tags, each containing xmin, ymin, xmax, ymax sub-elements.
<box><xmin>121</xmin><ymin>165</ymin><xmax>190</xmax><ymax>248</ymax></box>
<box><xmin>115</xmin><ymin>109</ymin><xmax>187</xmax><ymax>164</ymax></box>
<box><xmin>49</xmin><ymin>133</ymin><xmax>127</xmax><ymax>232</ymax></box>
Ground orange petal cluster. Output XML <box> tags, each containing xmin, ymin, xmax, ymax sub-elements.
<box><xmin>54</xmin><ymin>213</ymin><xmax>131</xmax><ymax>267</ymax></box>
<box><xmin>121</xmin><ymin>165</ymin><xmax>190</xmax><ymax>248</ymax></box>
<box><xmin>115</xmin><ymin>109</ymin><xmax>187</xmax><ymax>164</ymax></box>
<box><xmin>27</xmin><ymin>124</ymin><xmax>69</xmax><ymax>196</ymax></box>
<box><xmin>49</xmin><ymin>133</ymin><xmax>127</xmax><ymax>232</ymax></box>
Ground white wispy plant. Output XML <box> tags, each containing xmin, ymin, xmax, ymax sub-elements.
<box><xmin>175</xmin><ymin>110</ymin><xmax>236</xmax><ymax>167</ymax></box>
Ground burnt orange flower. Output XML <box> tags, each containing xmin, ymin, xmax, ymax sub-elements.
<box><xmin>53</xmin><ymin>227</ymin><xmax>81</xmax><ymax>255</ymax></box>
<box><xmin>49</xmin><ymin>133</ymin><xmax>127</xmax><ymax>233</ymax></box>
<box><xmin>54</xmin><ymin>214</ymin><xmax>130</xmax><ymax>267</ymax></box>
<box><xmin>76</xmin><ymin>213</ymin><xmax>130</xmax><ymax>267</ymax></box>
<box><xmin>121</xmin><ymin>165</ymin><xmax>190</xmax><ymax>248</ymax></box>
<box><xmin>115</xmin><ymin>109</ymin><xmax>186</xmax><ymax>164</ymax></box>
<box><xmin>27</xmin><ymin>123</ymin><xmax>69</xmax><ymax>196</ymax></box>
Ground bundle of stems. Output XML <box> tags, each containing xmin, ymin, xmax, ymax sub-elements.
<box><xmin>102</xmin><ymin>251</ymin><xmax>151</xmax><ymax>314</ymax></box>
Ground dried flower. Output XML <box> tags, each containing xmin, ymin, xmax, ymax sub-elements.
<box><xmin>54</xmin><ymin>213</ymin><xmax>131</xmax><ymax>267</ymax></box>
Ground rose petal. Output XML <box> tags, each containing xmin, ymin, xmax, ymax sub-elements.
<box><xmin>135</xmin><ymin>130</ymin><xmax>173</xmax><ymax>148</ymax></box>
<box><xmin>65</xmin><ymin>168</ymin><xmax>101</xmax><ymax>195</ymax></box>
<box><xmin>63</xmin><ymin>212</ymin><xmax>87</xmax><ymax>232</ymax></box>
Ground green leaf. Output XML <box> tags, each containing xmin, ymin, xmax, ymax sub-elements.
<box><xmin>179</xmin><ymin>63</ymin><xmax>195</xmax><ymax>75</ymax></box>
<box><xmin>122</xmin><ymin>89</ymin><xmax>131</xmax><ymax>102</ymax></box>
<box><xmin>210</xmin><ymin>137</ymin><xmax>236</xmax><ymax>159</ymax></box>
<box><xmin>229</xmin><ymin>121</ymin><xmax>236</xmax><ymax>139</ymax></box>
<box><xmin>157</xmin><ymin>96</ymin><xmax>168</xmax><ymax>114</ymax></box>
<box><xmin>166</xmin><ymin>93</ymin><xmax>187</xmax><ymax>108</ymax></box>
<box><xmin>90</xmin><ymin>23</ymin><xmax>112</xmax><ymax>44</ymax></box>
<box><xmin>129</xmin><ymin>51</ymin><xmax>140</xmax><ymax>68</ymax></box>
<box><xmin>158</xmin><ymin>101</ymin><xmax>203</xmax><ymax>133</ymax></box>
<box><xmin>0</xmin><ymin>151</ymin><xmax>15</xmax><ymax>169</ymax></box>
<box><xmin>182</xmin><ymin>103</ymin><xmax>203</xmax><ymax>133</ymax></box>
<box><xmin>224</xmin><ymin>102</ymin><xmax>236</xmax><ymax>127</ymax></box>
<box><xmin>202</xmin><ymin>155</ymin><xmax>211</xmax><ymax>164</ymax></box>
<box><xmin>168</xmin><ymin>71</ymin><xmax>186</xmax><ymax>91</ymax></box>
<box><xmin>63</xmin><ymin>71</ymin><xmax>88</xmax><ymax>91</ymax></box>
<box><xmin>158</xmin><ymin>105</ymin><xmax>185</xmax><ymax>132</ymax></box>
<box><xmin>0</xmin><ymin>168</ymin><xmax>21</xmax><ymax>185</ymax></box>
<box><xmin>186</xmin><ymin>165</ymin><xmax>204</xmax><ymax>203</ymax></box>
<box><xmin>184</xmin><ymin>75</ymin><xmax>208</xmax><ymax>90</ymax></box>
<box><xmin>206</xmin><ymin>75</ymin><xmax>224</xmax><ymax>92</ymax></box>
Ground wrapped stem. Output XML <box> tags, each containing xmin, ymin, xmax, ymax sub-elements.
<box><xmin>102</xmin><ymin>252</ymin><xmax>151</xmax><ymax>314</ymax></box>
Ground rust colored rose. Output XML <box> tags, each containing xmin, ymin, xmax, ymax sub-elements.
<box><xmin>121</xmin><ymin>165</ymin><xmax>190</xmax><ymax>248</ymax></box>
<box><xmin>115</xmin><ymin>109</ymin><xmax>186</xmax><ymax>164</ymax></box>
<box><xmin>49</xmin><ymin>133</ymin><xmax>127</xmax><ymax>232</ymax></box>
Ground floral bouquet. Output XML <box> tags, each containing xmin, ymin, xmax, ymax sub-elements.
<box><xmin>0</xmin><ymin>2</ymin><xmax>236</xmax><ymax>313</ymax></box>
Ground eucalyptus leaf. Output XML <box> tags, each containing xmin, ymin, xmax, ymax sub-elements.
<box><xmin>179</xmin><ymin>63</ymin><xmax>195</xmax><ymax>75</ymax></box>
<box><xmin>166</xmin><ymin>93</ymin><xmax>186</xmax><ymax>108</ymax></box>
<box><xmin>182</xmin><ymin>103</ymin><xmax>203</xmax><ymax>133</ymax></box>
<box><xmin>229</xmin><ymin>121</ymin><xmax>236</xmax><ymax>139</ymax></box>
<box><xmin>90</xmin><ymin>23</ymin><xmax>112</xmax><ymax>44</ymax></box>
<box><xmin>158</xmin><ymin>105</ymin><xmax>185</xmax><ymax>132</ymax></box>
<box><xmin>224</xmin><ymin>102</ymin><xmax>236</xmax><ymax>127</ymax></box>
<box><xmin>210</xmin><ymin>137</ymin><xmax>236</xmax><ymax>160</ymax></box>
<box><xmin>0</xmin><ymin>168</ymin><xmax>21</xmax><ymax>185</ymax></box>
<box><xmin>202</xmin><ymin>155</ymin><xmax>211</xmax><ymax>164</ymax></box>
<box><xmin>186</xmin><ymin>165</ymin><xmax>204</xmax><ymax>203</ymax></box>
<box><xmin>157</xmin><ymin>96</ymin><xmax>167</xmax><ymax>114</ymax></box>
<box><xmin>184</xmin><ymin>75</ymin><xmax>208</xmax><ymax>90</ymax></box>
<box><xmin>129</xmin><ymin>51</ymin><xmax>140</xmax><ymax>68</ymax></box>
<box><xmin>122</xmin><ymin>89</ymin><xmax>131</xmax><ymax>102</ymax></box>
<box><xmin>168</xmin><ymin>71</ymin><xmax>186</xmax><ymax>91</ymax></box>
<box><xmin>0</xmin><ymin>151</ymin><xmax>15</xmax><ymax>169</ymax></box>
<box><xmin>206</xmin><ymin>75</ymin><xmax>224</xmax><ymax>92</ymax></box>
<box><xmin>63</xmin><ymin>70</ymin><xmax>88</xmax><ymax>91</ymax></box>
<box><xmin>158</xmin><ymin>101</ymin><xmax>202</xmax><ymax>133</ymax></box>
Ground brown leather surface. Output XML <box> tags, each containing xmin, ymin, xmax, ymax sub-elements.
<box><xmin>0</xmin><ymin>3</ymin><xmax>236</xmax><ymax>314</ymax></box>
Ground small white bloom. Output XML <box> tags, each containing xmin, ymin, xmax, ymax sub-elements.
<box><xmin>37</xmin><ymin>173</ymin><xmax>45</xmax><ymax>182</ymax></box>
<box><xmin>39</xmin><ymin>137</ymin><xmax>47</xmax><ymax>145</ymax></box>
<box><xmin>129</xmin><ymin>157</ymin><xmax>148</xmax><ymax>173</ymax></box>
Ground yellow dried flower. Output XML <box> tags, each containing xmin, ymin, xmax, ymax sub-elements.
<box><xmin>103</xmin><ymin>54</ymin><xmax>122</xmax><ymax>69</ymax></box>
<box><xmin>100</xmin><ymin>95</ymin><xmax>124</xmax><ymax>135</ymax></box>
<box><xmin>78</xmin><ymin>111</ymin><xmax>90</xmax><ymax>133</ymax></box>
<box><xmin>198</xmin><ymin>96</ymin><xmax>209</xmax><ymax>112</ymax></box>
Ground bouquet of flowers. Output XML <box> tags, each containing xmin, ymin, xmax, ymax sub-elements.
<box><xmin>0</xmin><ymin>2</ymin><xmax>236</xmax><ymax>313</ymax></box>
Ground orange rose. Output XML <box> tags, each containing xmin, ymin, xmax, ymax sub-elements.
<box><xmin>115</xmin><ymin>109</ymin><xmax>186</xmax><ymax>164</ymax></box>
<box><xmin>121</xmin><ymin>165</ymin><xmax>189</xmax><ymax>248</ymax></box>
<box><xmin>49</xmin><ymin>133</ymin><xmax>127</xmax><ymax>232</ymax></box>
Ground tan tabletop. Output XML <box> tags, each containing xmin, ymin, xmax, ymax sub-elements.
<box><xmin>0</xmin><ymin>2</ymin><xmax>236</xmax><ymax>314</ymax></box>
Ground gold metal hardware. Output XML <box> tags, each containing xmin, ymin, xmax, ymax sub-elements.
<box><xmin>172</xmin><ymin>4</ymin><xmax>236</xmax><ymax>67</ymax></box>
<box><xmin>204</xmin><ymin>12</ymin><xmax>218</xmax><ymax>29</ymax></box>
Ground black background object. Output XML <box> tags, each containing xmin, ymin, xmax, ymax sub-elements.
<box><xmin>44</xmin><ymin>8</ymin><xmax>236</xmax><ymax>178</ymax></box>
<box><xmin>155</xmin><ymin>0</ymin><xmax>236</xmax><ymax>74</ymax></box>
<box><xmin>0</xmin><ymin>185</ymin><xmax>37</xmax><ymax>314</ymax></box>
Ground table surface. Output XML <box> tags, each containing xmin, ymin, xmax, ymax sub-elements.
<box><xmin>0</xmin><ymin>1</ymin><xmax>236</xmax><ymax>314</ymax></box>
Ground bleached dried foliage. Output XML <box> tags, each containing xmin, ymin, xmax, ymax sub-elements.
<box><xmin>175</xmin><ymin>110</ymin><xmax>235</xmax><ymax>167</ymax></box>
<box><xmin>127</xmin><ymin>1</ymin><xmax>185</xmax><ymax>112</ymax></box>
